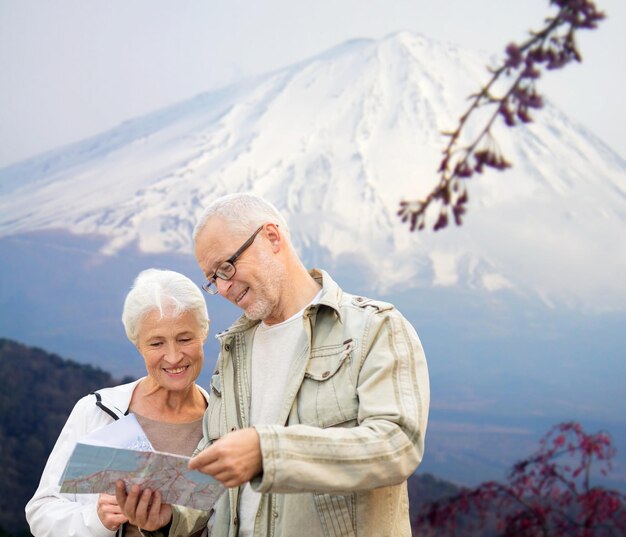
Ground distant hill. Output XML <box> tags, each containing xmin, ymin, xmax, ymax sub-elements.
<box><xmin>0</xmin><ymin>338</ymin><xmax>132</xmax><ymax>536</ymax></box>
<box><xmin>408</xmin><ymin>471</ymin><xmax>461</xmax><ymax>509</ymax></box>
<box><xmin>0</xmin><ymin>337</ymin><xmax>459</xmax><ymax>536</ymax></box>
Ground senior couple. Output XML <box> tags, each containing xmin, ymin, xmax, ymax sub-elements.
<box><xmin>27</xmin><ymin>193</ymin><xmax>430</xmax><ymax>537</ymax></box>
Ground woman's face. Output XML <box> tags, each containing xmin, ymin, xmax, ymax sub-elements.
<box><xmin>135</xmin><ymin>309</ymin><xmax>207</xmax><ymax>392</ymax></box>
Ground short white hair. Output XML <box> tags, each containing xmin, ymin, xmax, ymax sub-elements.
<box><xmin>193</xmin><ymin>192</ymin><xmax>289</xmax><ymax>240</ymax></box>
<box><xmin>121</xmin><ymin>269</ymin><xmax>209</xmax><ymax>345</ymax></box>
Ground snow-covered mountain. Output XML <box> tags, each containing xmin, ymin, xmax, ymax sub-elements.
<box><xmin>1</xmin><ymin>31</ymin><xmax>625</xmax><ymax>310</ymax></box>
<box><xmin>2</xmin><ymin>32</ymin><xmax>626</xmax><ymax>490</ymax></box>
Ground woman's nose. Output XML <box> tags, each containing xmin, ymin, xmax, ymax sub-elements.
<box><xmin>164</xmin><ymin>343</ymin><xmax>183</xmax><ymax>363</ymax></box>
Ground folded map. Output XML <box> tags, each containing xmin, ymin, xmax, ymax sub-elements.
<box><xmin>59</xmin><ymin>442</ymin><xmax>224</xmax><ymax>511</ymax></box>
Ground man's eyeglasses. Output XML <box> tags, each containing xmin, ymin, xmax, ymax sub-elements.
<box><xmin>201</xmin><ymin>225</ymin><xmax>264</xmax><ymax>295</ymax></box>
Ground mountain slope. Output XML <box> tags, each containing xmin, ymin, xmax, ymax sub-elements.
<box><xmin>0</xmin><ymin>339</ymin><xmax>130</xmax><ymax>535</ymax></box>
<box><xmin>1</xmin><ymin>32</ymin><xmax>625</xmax><ymax>310</ymax></box>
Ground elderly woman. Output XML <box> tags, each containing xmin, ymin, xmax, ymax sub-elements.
<box><xmin>26</xmin><ymin>269</ymin><xmax>210</xmax><ymax>537</ymax></box>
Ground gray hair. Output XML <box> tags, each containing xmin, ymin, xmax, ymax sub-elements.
<box><xmin>193</xmin><ymin>192</ymin><xmax>289</xmax><ymax>241</ymax></box>
<box><xmin>122</xmin><ymin>269</ymin><xmax>209</xmax><ymax>345</ymax></box>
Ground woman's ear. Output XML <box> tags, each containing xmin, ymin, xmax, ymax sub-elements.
<box><xmin>203</xmin><ymin>319</ymin><xmax>211</xmax><ymax>343</ymax></box>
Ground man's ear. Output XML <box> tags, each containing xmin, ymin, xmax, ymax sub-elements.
<box><xmin>264</xmin><ymin>223</ymin><xmax>282</xmax><ymax>253</ymax></box>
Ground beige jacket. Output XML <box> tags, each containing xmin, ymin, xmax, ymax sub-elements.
<box><xmin>166</xmin><ymin>269</ymin><xmax>429</xmax><ymax>537</ymax></box>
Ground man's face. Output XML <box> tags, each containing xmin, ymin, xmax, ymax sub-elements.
<box><xmin>194</xmin><ymin>218</ymin><xmax>287</xmax><ymax>322</ymax></box>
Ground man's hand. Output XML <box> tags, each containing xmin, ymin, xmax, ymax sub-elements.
<box><xmin>115</xmin><ymin>481</ymin><xmax>172</xmax><ymax>531</ymax></box>
<box><xmin>188</xmin><ymin>427</ymin><xmax>262</xmax><ymax>488</ymax></box>
<box><xmin>97</xmin><ymin>493</ymin><xmax>128</xmax><ymax>532</ymax></box>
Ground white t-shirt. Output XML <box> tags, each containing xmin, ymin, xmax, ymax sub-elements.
<box><xmin>239</xmin><ymin>291</ymin><xmax>321</xmax><ymax>537</ymax></box>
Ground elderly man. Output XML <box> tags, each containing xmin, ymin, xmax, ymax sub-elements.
<box><xmin>117</xmin><ymin>193</ymin><xmax>429</xmax><ymax>537</ymax></box>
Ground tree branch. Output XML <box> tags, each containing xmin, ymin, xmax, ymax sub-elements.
<box><xmin>398</xmin><ymin>0</ymin><xmax>605</xmax><ymax>232</ymax></box>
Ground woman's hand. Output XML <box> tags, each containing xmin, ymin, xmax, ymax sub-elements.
<box><xmin>97</xmin><ymin>493</ymin><xmax>129</xmax><ymax>532</ymax></box>
<box><xmin>115</xmin><ymin>481</ymin><xmax>172</xmax><ymax>531</ymax></box>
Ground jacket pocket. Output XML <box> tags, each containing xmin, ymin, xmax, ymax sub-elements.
<box><xmin>298</xmin><ymin>339</ymin><xmax>358</xmax><ymax>428</ymax></box>
<box><xmin>313</xmin><ymin>492</ymin><xmax>356</xmax><ymax>537</ymax></box>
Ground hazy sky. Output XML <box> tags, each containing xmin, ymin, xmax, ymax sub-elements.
<box><xmin>0</xmin><ymin>0</ymin><xmax>623</xmax><ymax>168</ymax></box>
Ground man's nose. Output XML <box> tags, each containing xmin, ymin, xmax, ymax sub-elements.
<box><xmin>215</xmin><ymin>277</ymin><xmax>232</xmax><ymax>296</ymax></box>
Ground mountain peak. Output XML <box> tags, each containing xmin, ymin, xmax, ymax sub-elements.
<box><xmin>1</xmin><ymin>30</ymin><xmax>625</xmax><ymax>311</ymax></box>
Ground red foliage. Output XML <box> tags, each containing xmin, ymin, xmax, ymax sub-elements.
<box><xmin>398</xmin><ymin>0</ymin><xmax>605</xmax><ymax>232</ymax></box>
<box><xmin>413</xmin><ymin>422</ymin><xmax>626</xmax><ymax>536</ymax></box>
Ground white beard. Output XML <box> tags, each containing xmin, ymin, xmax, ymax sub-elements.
<box><xmin>242</xmin><ymin>249</ymin><xmax>287</xmax><ymax>321</ymax></box>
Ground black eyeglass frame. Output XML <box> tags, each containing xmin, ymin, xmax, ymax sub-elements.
<box><xmin>201</xmin><ymin>225</ymin><xmax>265</xmax><ymax>294</ymax></box>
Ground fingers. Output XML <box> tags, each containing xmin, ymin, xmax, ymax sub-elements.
<box><xmin>115</xmin><ymin>480</ymin><xmax>132</xmax><ymax>517</ymax></box>
<box><xmin>134</xmin><ymin>487</ymin><xmax>157</xmax><ymax>525</ymax></box>
<box><xmin>211</xmin><ymin>469</ymin><xmax>249</xmax><ymax>489</ymax></box>
<box><xmin>97</xmin><ymin>492</ymin><xmax>128</xmax><ymax>531</ymax></box>
<box><xmin>115</xmin><ymin>481</ymin><xmax>145</xmax><ymax>526</ymax></box>
<box><xmin>115</xmin><ymin>480</ymin><xmax>127</xmax><ymax>505</ymax></box>
<box><xmin>114</xmin><ymin>481</ymin><xmax>172</xmax><ymax>531</ymax></box>
<box><xmin>188</xmin><ymin>446</ymin><xmax>218</xmax><ymax>472</ymax></box>
<box><xmin>188</xmin><ymin>428</ymin><xmax>262</xmax><ymax>488</ymax></box>
<box><xmin>103</xmin><ymin>513</ymin><xmax>128</xmax><ymax>530</ymax></box>
<box><xmin>142</xmin><ymin>490</ymin><xmax>173</xmax><ymax>530</ymax></box>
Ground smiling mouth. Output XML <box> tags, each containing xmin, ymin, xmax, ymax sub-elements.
<box><xmin>236</xmin><ymin>288</ymin><xmax>249</xmax><ymax>303</ymax></box>
<box><xmin>163</xmin><ymin>365</ymin><xmax>189</xmax><ymax>375</ymax></box>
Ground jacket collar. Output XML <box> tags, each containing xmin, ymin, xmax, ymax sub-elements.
<box><xmin>309</xmin><ymin>268</ymin><xmax>343</xmax><ymax>322</ymax></box>
<box><xmin>95</xmin><ymin>377</ymin><xmax>144</xmax><ymax>416</ymax></box>
<box><xmin>96</xmin><ymin>377</ymin><xmax>210</xmax><ymax>415</ymax></box>
<box><xmin>216</xmin><ymin>268</ymin><xmax>343</xmax><ymax>340</ymax></box>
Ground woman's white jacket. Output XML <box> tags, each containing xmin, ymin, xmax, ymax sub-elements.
<box><xmin>25</xmin><ymin>378</ymin><xmax>209</xmax><ymax>537</ymax></box>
